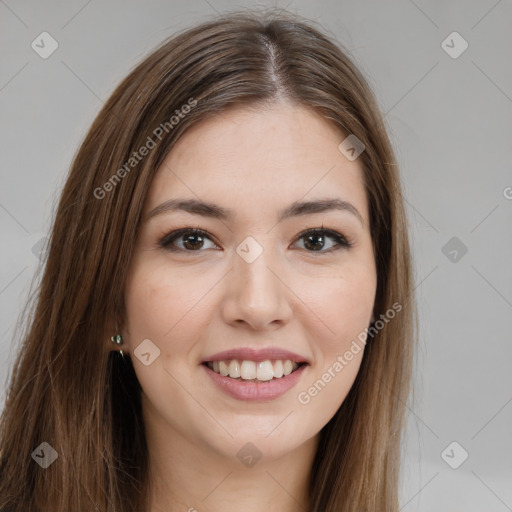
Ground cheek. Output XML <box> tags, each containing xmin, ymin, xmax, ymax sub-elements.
<box><xmin>302</xmin><ymin>258</ymin><xmax>377</xmax><ymax>348</ymax></box>
<box><xmin>296</xmin><ymin>350</ymin><xmax>362</xmax><ymax>436</ymax></box>
<box><xmin>294</xmin><ymin>302</ymin><xmax>373</xmax><ymax>434</ymax></box>
<box><xmin>124</xmin><ymin>262</ymin><xmax>210</xmax><ymax>343</ymax></box>
<box><xmin>124</xmin><ymin>268</ymin><xmax>170</xmax><ymax>342</ymax></box>
<box><xmin>123</xmin><ymin>265</ymin><xmax>210</xmax><ymax>414</ymax></box>
<box><xmin>293</xmin><ymin>258</ymin><xmax>376</xmax><ymax>421</ymax></box>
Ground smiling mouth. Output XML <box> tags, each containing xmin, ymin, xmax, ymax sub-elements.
<box><xmin>203</xmin><ymin>359</ymin><xmax>307</xmax><ymax>383</ymax></box>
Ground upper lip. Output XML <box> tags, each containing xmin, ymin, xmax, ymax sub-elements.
<box><xmin>201</xmin><ymin>347</ymin><xmax>310</xmax><ymax>364</ymax></box>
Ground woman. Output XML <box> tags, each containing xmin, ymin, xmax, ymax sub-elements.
<box><xmin>0</xmin><ymin>9</ymin><xmax>414</xmax><ymax>512</ymax></box>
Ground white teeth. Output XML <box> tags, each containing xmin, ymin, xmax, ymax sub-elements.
<box><xmin>207</xmin><ymin>359</ymin><xmax>301</xmax><ymax>381</ymax></box>
<box><xmin>273</xmin><ymin>360</ymin><xmax>284</xmax><ymax>378</ymax></box>
<box><xmin>219</xmin><ymin>360</ymin><xmax>229</xmax><ymax>376</ymax></box>
<box><xmin>240</xmin><ymin>360</ymin><xmax>257</xmax><ymax>379</ymax></box>
<box><xmin>228</xmin><ymin>360</ymin><xmax>240</xmax><ymax>378</ymax></box>
<box><xmin>256</xmin><ymin>361</ymin><xmax>274</xmax><ymax>381</ymax></box>
<box><xmin>283</xmin><ymin>360</ymin><xmax>293</xmax><ymax>376</ymax></box>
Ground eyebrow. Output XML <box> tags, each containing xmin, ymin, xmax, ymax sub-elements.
<box><xmin>145</xmin><ymin>197</ymin><xmax>365</xmax><ymax>226</ymax></box>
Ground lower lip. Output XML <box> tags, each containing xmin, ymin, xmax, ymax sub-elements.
<box><xmin>202</xmin><ymin>363</ymin><xmax>308</xmax><ymax>401</ymax></box>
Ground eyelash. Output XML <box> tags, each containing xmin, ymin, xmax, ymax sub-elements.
<box><xmin>158</xmin><ymin>227</ymin><xmax>353</xmax><ymax>254</ymax></box>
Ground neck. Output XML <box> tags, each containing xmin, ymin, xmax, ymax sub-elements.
<box><xmin>145</xmin><ymin>414</ymin><xmax>318</xmax><ymax>512</ymax></box>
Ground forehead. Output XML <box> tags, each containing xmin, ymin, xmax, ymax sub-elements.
<box><xmin>145</xmin><ymin>102</ymin><xmax>369</xmax><ymax>224</ymax></box>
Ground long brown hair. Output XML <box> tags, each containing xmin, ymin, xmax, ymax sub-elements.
<box><xmin>0</xmin><ymin>9</ymin><xmax>414</xmax><ymax>511</ymax></box>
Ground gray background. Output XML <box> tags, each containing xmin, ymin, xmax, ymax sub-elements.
<box><xmin>1</xmin><ymin>0</ymin><xmax>511</xmax><ymax>510</ymax></box>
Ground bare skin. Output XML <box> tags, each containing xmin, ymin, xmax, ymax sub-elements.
<box><xmin>121</xmin><ymin>101</ymin><xmax>377</xmax><ymax>512</ymax></box>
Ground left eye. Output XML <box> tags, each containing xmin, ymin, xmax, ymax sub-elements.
<box><xmin>159</xmin><ymin>228</ymin><xmax>351</xmax><ymax>253</ymax></box>
<box><xmin>292</xmin><ymin>228</ymin><xmax>351</xmax><ymax>252</ymax></box>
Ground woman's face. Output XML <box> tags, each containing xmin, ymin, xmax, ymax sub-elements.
<box><xmin>123</xmin><ymin>102</ymin><xmax>377</xmax><ymax>463</ymax></box>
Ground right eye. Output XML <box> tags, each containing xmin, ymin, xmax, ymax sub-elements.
<box><xmin>159</xmin><ymin>228</ymin><xmax>220</xmax><ymax>253</ymax></box>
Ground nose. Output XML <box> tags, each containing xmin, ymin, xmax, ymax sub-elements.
<box><xmin>220</xmin><ymin>245</ymin><xmax>293</xmax><ymax>331</ymax></box>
